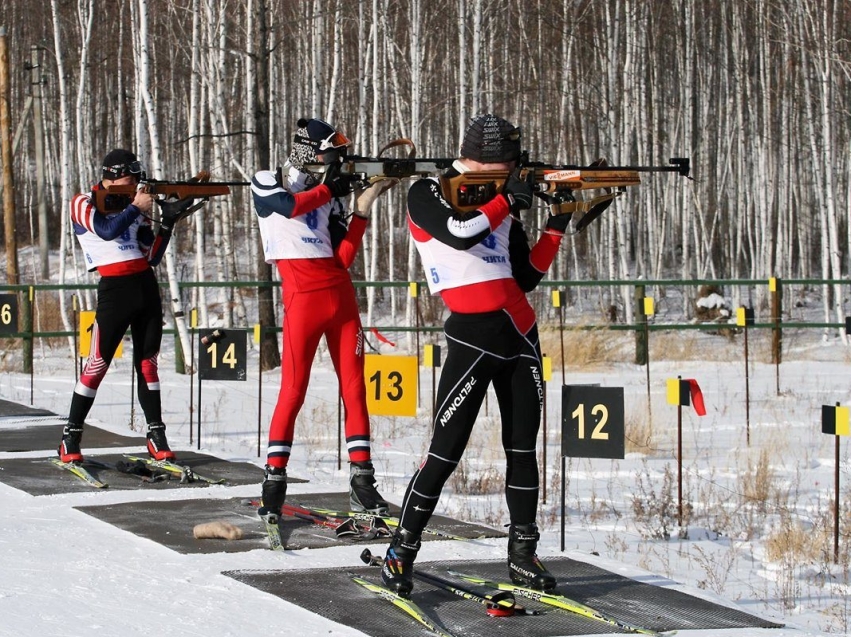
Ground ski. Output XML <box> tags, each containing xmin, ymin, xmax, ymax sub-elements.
<box><xmin>258</xmin><ymin>511</ymin><xmax>286</xmax><ymax>551</ymax></box>
<box><xmin>448</xmin><ymin>569</ymin><xmax>659</xmax><ymax>635</ymax></box>
<box><xmin>359</xmin><ymin>548</ymin><xmax>539</xmax><ymax>617</ymax></box>
<box><xmin>305</xmin><ymin>505</ymin><xmax>471</xmax><ymax>542</ymax></box>
<box><xmin>84</xmin><ymin>458</ymin><xmax>170</xmax><ymax>483</ymax></box>
<box><xmin>48</xmin><ymin>457</ymin><xmax>108</xmax><ymax>489</ymax></box>
<box><xmin>123</xmin><ymin>455</ymin><xmax>226</xmax><ymax>485</ymax></box>
<box><xmin>349</xmin><ymin>573</ymin><xmax>458</xmax><ymax>637</ymax></box>
<box><xmin>281</xmin><ymin>503</ymin><xmax>391</xmax><ymax>540</ymax></box>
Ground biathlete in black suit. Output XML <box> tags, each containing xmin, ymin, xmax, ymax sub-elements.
<box><xmin>381</xmin><ymin>114</ymin><xmax>575</xmax><ymax>597</ymax></box>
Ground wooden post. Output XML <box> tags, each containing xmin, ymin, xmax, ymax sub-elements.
<box><xmin>1</xmin><ymin>28</ymin><xmax>20</xmax><ymax>286</ymax></box>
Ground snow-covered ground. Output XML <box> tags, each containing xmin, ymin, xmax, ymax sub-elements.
<box><xmin>0</xmin><ymin>325</ymin><xmax>849</xmax><ymax>636</ymax></box>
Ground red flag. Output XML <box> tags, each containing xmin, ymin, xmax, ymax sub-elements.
<box><xmin>685</xmin><ymin>379</ymin><xmax>706</xmax><ymax>416</ymax></box>
<box><xmin>370</xmin><ymin>328</ymin><xmax>396</xmax><ymax>347</ymax></box>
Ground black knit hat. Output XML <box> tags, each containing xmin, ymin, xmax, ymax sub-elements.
<box><xmin>101</xmin><ymin>149</ymin><xmax>143</xmax><ymax>180</ymax></box>
<box><xmin>459</xmin><ymin>114</ymin><xmax>521</xmax><ymax>163</ymax></box>
<box><xmin>288</xmin><ymin>118</ymin><xmax>352</xmax><ymax>169</ymax></box>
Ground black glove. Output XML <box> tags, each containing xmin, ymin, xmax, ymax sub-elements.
<box><xmin>503</xmin><ymin>168</ymin><xmax>534</xmax><ymax>212</ymax></box>
<box><xmin>322</xmin><ymin>162</ymin><xmax>356</xmax><ymax>199</ymax></box>
<box><xmin>545</xmin><ymin>212</ymin><xmax>572</xmax><ymax>233</ymax></box>
<box><xmin>158</xmin><ymin>197</ymin><xmax>196</xmax><ymax>231</ymax></box>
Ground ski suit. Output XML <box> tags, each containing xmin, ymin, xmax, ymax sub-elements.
<box><xmin>68</xmin><ymin>183</ymin><xmax>170</xmax><ymax>425</ymax></box>
<box><xmin>251</xmin><ymin>165</ymin><xmax>372</xmax><ymax>469</ymax></box>
<box><xmin>398</xmin><ymin>160</ymin><xmax>566</xmax><ymax>535</ymax></box>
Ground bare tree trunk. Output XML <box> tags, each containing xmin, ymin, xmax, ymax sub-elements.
<box><xmin>49</xmin><ymin>0</ymin><xmax>77</xmax><ymax>355</ymax></box>
<box><xmin>253</xmin><ymin>0</ymin><xmax>280</xmax><ymax>370</ymax></box>
<box><xmin>136</xmin><ymin>0</ymin><xmax>192</xmax><ymax>372</ymax></box>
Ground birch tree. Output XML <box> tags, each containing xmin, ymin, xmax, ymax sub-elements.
<box><xmin>135</xmin><ymin>0</ymin><xmax>193</xmax><ymax>372</ymax></box>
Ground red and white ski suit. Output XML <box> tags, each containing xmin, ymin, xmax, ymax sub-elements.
<box><xmin>252</xmin><ymin>166</ymin><xmax>372</xmax><ymax>469</ymax></box>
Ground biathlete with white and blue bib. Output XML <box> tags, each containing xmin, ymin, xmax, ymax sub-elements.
<box><xmin>381</xmin><ymin>114</ymin><xmax>575</xmax><ymax>597</ymax></box>
<box><xmin>250</xmin><ymin>118</ymin><xmax>397</xmax><ymax>518</ymax></box>
<box><xmin>60</xmin><ymin>149</ymin><xmax>194</xmax><ymax>465</ymax></box>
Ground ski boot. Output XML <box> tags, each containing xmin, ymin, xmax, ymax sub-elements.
<box><xmin>58</xmin><ymin>424</ymin><xmax>84</xmax><ymax>463</ymax></box>
<box><xmin>258</xmin><ymin>465</ymin><xmax>287</xmax><ymax>516</ymax></box>
<box><xmin>146</xmin><ymin>422</ymin><xmax>176</xmax><ymax>460</ymax></box>
<box><xmin>507</xmin><ymin>523</ymin><xmax>557</xmax><ymax>591</ymax></box>
<box><xmin>349</xmin><ymin>461</ymin><xmax>390</xmax><ymax>515</ymax></box>
<box><xmin>381</xmin><ymin>528</ymin><xmax>421</xmax><ymax>597</ymax></box>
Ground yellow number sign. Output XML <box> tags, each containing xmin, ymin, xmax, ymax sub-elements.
<box><xmin>79</xmin><ymin>311</ymin><xmax>122</xmax><ymax>359</ymax></box>
<box><xmin>364</xmin><ymin>354</ymin><xmax>418</xmax><ymax>417</ymax></box>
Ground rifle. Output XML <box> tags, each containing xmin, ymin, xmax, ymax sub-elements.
<box><xmin>303</xmin><ymin>137</ymin><xmax>455</xmax><ymax>188</ymax></box>
<box><xmin>93</xmin><ymin>171</ymin><xmax>250</xmax><ymax>215</ymax></box>
<box><xmin>440</xmin><ymin>155</ymin><xmax>691</xmax><ymax>216</ymax></box>
<box><xmin>306</xmin><ymin>139</ymin><xmax>690</xmax><ymax>220</ymax></box>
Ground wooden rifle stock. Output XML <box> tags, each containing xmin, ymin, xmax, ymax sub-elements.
<box><xmin>444</xmin><ymin>157</ymin><xmax>690</xmax><ymax>214</ymax></box>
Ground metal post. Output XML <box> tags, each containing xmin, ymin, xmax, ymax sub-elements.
<box><xmin>542</xmin><ymin>374</ymin><xmax>547</xmax><ymax>504</ymax></box>
<box><xmin>833</xmin><ymin>434</ymin><xmax>839</xmax><ymax>564</ymax></box>
<box><xmin>771</xmin><ymin>278</ymin><xmax>782</xmax><ymax>395</ymax></box>
<box><xmin>677</xmin><ymin>376</ymin><xmax>683</xmax><ymax>527</ymax></box>
<box><xmin>189</xmin><ymin>326</ymin><xmax>195</xmax><ymax>445</ymax></box>
<box><xmin>560</xmin><ymin>455</ymin><xmax>566</xmax><ymax>552</ymax></box>
<box><xmin>337</xmin><ymin>391</ymin><xmax>342</xmax><ymax>470</ymax></box>
<box><xmin>196</xmin><ymin>375</ymin><xmax>202</xmax><ymax>450</ymax></box>
<box><xmin>744</xmin><ymin>324</ymin><xmax>750</xmax><ymax>445</ymax></box>
<box><xmin>257</xmin><ymin>324</ymin><xmax>262</xmax><ymax>458</ymax></box>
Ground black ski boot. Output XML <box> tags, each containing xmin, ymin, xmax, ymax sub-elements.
<box><xmin>58</xmin><ymin>424</ymin><xmax>84</xmax><ymax>463</ymax></box>
<box><xmin>381</xmin><ymin>528</ymin><xmax>421</xmax><ymax>597</ymax></box>
<box><xmin>259</xmin><ymin>465</ymin><xmax>287</xmax><ymax>516</ymax></box>
<box><xmin>350</xmin><ymin>461</ymin><xmax>390</xmax><ymax>515</ymax></box>
<box><xmin>507</xmin><ymin>523</ymin><xmax>557</xmax><ymax>591</ymax></box>
<box><xmin>146</xmin><ymin>422</ymin><xmax>175</xmax><ymax>460</ymax></box>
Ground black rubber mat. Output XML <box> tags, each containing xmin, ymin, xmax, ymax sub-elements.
<box><xmin>75</xmin><ymin>492</ymin><xmax>501</xmax><ymax>553</ymax></box>
<box><xmin>0</xmin><ymin>451</ymin><xmax>271</xmax><ymax>495</ymax></box>
<box><xmin>0</xmin><ymin>398</ymin><xmax>54</xmax><ymax>417</ymax></box>
<box><xmin>224</xmin><ymin>557</ymin><xmax>783</xmax><ymax>636</ymax></box>
<box><xmin>0</xmin><ymin>421</ymin><xmax>145</xmax><ymax>452</ymax></box>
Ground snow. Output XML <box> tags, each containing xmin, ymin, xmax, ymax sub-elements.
<box><xmin>0</xmin><ymin>327</ymin><xmax>849</xmax><ymax>637</ymax></box>
<box><xmin>696</xmin><ymin>293</ymin><xmax>729</xmax><ymax>311</ymax></box>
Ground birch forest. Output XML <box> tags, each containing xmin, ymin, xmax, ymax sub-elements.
<box><xmin>2</xmin><ymin>0</ymin><xmax>851</xmax><ymax>347</ymax></box>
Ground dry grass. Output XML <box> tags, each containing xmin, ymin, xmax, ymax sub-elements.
<box><xmin>739</xmin><ymin>448</ymin><xmax>775</xmax><ymax>510</ymax></box>
<box><xmin>539</xmin><ymin>325</ymin><xmax>631</xmax><ymax>370</ymax></box>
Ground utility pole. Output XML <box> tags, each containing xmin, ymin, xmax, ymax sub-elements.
<box><xmin>30</xmin><ymin>45</ymin><xmax>48</xmax><ymax>279</ymax></box>
<box><xmin>0</xmin><ymin>26</ymin><xmax>19</xmax><ymax>285</ymax></box>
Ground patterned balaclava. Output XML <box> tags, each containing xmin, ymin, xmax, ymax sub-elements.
<box><xmin>288</xmin><ymin>118</ymin><xmax>351</xmax><ymax>170</ymax></box>
<box><xmin>459</xmin><ymin>114</ymin><xmax>522</xmax><ymax>163</ymax></box>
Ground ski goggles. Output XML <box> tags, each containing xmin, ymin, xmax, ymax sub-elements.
<box><xmin>103</xmin><ymin>160</ymin><xmax>145</xmax><ymax>179</ymax></box>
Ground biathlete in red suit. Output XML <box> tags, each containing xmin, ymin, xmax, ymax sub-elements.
<box><xmin>60</xmin><ymin>149</ymin><xmax>192</xmax><ymax>464</ymax></box>
<box><xmin>251</xmin><ymin>118</ymin><xmax>397</xmax><ymax>517</ymax></box>
<box><xmin>382</xmin><ymin>115</ymin><xmax>576</xmax><ymax>597</ymax></box>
